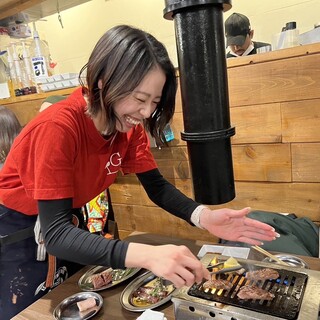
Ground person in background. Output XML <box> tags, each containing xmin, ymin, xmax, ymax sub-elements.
<box><xmin>0</xmin><ymin>106</ymin><xmax>22</xmax><ymax>170</ymax></box>
<box><xmin>0</xmin><ymin>25</ymin><xmax>279</xmax><ymax>319</ymax></box>
<box><xmin>225</xmin><ymin>12</ymin><xmax>271</xmax><ymax>58</ymax></box>
<box><xmin>39</xmin><ymin>95</ymin><xmax>66</xmax><ymax>112</ymax></box>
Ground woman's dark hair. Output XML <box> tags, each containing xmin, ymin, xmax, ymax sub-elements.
<box><xmin>0</xmin><ymin>106</ymin><xmax>22</xmax><ymax>164</ymax></box>
<box><xmin>79</xmin><ymin>25</ymin><xmax>177</xmax><ymax>146</ymax></box>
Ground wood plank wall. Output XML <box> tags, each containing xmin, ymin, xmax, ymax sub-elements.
<box><xmin>111</xmin><ymin>43</ymin><xmax>320</xmax><ymax>240</ymax></box>
<box><xmin>2</xmin><ymin>43</ymin><xmax>320</xmax><ymax>242</ymax></box>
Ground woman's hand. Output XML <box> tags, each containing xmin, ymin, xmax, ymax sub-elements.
<box><xmin>200</xmin><ymin>207</ymin><xmax>279</xmax><ymax>245</ymax></box>
<box><xmin>125</xmin><ymin>243</ymin><xmax>210</xmax><ymax>288</ymax></box>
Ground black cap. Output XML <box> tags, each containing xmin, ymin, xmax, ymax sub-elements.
<box><xmin>225</xmin><ymin>13</ymin><xmax>251</xmax><ymax>46</ymax></box>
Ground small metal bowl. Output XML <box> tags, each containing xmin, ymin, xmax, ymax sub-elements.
<box><xmin>263</xmin><ymin>254</ymin><xmax>309</xmax><ymax>269</ymax></box>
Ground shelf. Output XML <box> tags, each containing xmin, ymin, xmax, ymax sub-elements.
<box><xmin>0</xmin><ymin>0</ymin><xmax>46</xmax><ymax>21</ymax></box>
<box><xmin>0</xmin><ymin>0</ymin><xmax>92</xmax><ymax>23</ymax></box>
<box><xmin>0</xmin><ymin>86</ymin><xmax>76</xmax><ymax>105</ymax></box>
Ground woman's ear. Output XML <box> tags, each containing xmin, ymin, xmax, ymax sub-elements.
<box><xmin>98</xmin><ymin>80</ymin><xmax>103</xmax><ymax>89</ymax></box>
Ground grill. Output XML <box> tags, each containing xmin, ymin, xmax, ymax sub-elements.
<box><xmin>172</xmin><ymin>254</ymin><xmax>320</xmax><ymax>320</ymax></box>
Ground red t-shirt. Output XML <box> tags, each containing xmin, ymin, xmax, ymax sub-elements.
<box><xmin>0</xmin><ymin>88</ymin><xmax>157</xmax><ymax>215</ymax></box>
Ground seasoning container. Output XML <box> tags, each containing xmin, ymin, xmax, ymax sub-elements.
<box><xmin>273</xmin><ymin>21</ymin><xmax>300</xmax><ymax>50</ymax></box>
<box><xmin>282</xmin><ymin>21</ymin><xmax>300</xmax><ymax>48</ymax></box>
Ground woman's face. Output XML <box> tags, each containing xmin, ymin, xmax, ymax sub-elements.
<box><xmin>113</xmin><ymin>67</ymin><xmax>166</xmax><ymax>132</ymax></box>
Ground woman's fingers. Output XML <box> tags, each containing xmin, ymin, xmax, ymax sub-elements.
<box><xmin>146</xmin><ymin>245</ymin><xmax>209</xmax><ymax>288</ymax></box>
<box><xmin>163</xmin><ymin>265</ymin><xmax>208</xmax><ymax>288</ymax></box>
<box><xmin>243</xmin><ymin>216</ymin><xmax>276</xmax><ymax>231</ymax></box>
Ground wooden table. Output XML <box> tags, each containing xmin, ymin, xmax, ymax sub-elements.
<box><xmin>12</xmin><ymin>233</ymin><xmax>320</xmax><ymax>320</ymax></box>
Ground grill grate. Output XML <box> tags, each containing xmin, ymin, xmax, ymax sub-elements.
<box><xmin>188</xmin><ymin>265</ymin><xmax>308</xmax><ymax>320</ymax></box>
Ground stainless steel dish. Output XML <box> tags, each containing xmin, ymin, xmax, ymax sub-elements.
<box><xmin>263</xmin><ymin>254</ymin><xmax>309</xmax><ymax>268</ymax></box>
<box><xmin>78</xmin><ymin>265</ymin><xmax>141</xmax><ymax>291</ymax></box>
<box><xmin>53</xmin><ymin>291</ymin><xmax>103</xmax><ymax>320</ymax></box>
<box><xmin>120</xmin><ymin>271</ymin><xmax>176</xmax><ymax>312</ymax></box>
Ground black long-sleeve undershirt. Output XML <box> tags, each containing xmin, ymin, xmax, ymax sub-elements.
<box><xmin>38</xmin><ymin>168</ymin><xmax>200</xmax><ymax>268</ymax></box>
<box><xmin>38</xmin><ymin>198</ymin><xmax>128</xmax><ymax>269</ymax></box>
<box><xmin>137</xmin><ymin>168</ymin><xmax>200</xmax><ymax>222</ymax></box>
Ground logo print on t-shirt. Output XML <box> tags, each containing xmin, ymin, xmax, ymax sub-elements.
<box><xmin>105</xmin><ymin>152</ymin><xmax>122</xmax><ymax>175</ymax></box>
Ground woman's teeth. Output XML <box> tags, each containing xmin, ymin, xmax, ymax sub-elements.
<box><xmin>125</xmin><ymin>115</ymin><xmax>140</xmax><ymax>125</ymax></box>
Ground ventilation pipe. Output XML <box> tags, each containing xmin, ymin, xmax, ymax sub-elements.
<box><xmin>163</xmin><ymin>0</ymin><xmax>235</xmax><ymax>204</ymax></box>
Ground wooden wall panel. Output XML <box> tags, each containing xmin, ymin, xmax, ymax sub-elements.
<box><xmin>109</xmin><ymin>175</ymin><xmax>141</xmax><ymax>205</ymax></box>
<box><xmin>212</xmin><ymin>182</ymin><xmax>320</xmax><ymax>223</ymax></box>
<box><xmin>175</xmin><ymin>84</ymin><xmax>182</xmax><ymax>113</ymax></box>
<box><xmin>292</xmin><ymin>143</ymin><xmax>320</xmax><ymax>182</ymax></box>
<box><xmin>113</xmin><ymin>203</ymin><xmax>219</xmax><ymax>243</ymax></box>
<box><xmin>151</xmin><ymin>146</ymin><xmax>188</xmax><ymax>161</ymax></box>
<box><xmin>110</xmin><ymin>176</ymin><xmax>194</xmax><ymax>208</ymax></box>
<box><xmin>152</xmin><ymin>147</ymin><xmax>190</xmax><ymax>179</ymax></box>
<box><xmin>228</xmin><ymin>54</ymin><xmax>320</xmax><ymax>107</ymax></box>
<box><xmin>5</xmin><ymin>100</ymin><xmax>42</xmax><ymax>126</ymax></box>
<box><xmin>2</xmin><ymin>88</ymin><xmax>74</xmax><ymax>126</ymax></box>
<box><xmin>230</xmin><ymin>103</ymin><xmax>282</xmax><ymax>144</ymax></box>
<box><xmin>156</xmin><ymin>158</ymin><xmax>190</xmax><ymax>179</ymax></box>
<box><xmin>282</xmin><ymin>99</ymin><xmax>320</xmax><ymax>143</ymax></box>
<box><xmin>232</xmin><ymin>144</ymin><xmax>291</xmax><ymax>182</ymax></box>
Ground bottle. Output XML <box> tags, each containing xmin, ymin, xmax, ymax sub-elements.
<box><xmin>29</xmin><ymin>22</ymin><xmax>49</xmax><ymax>82</ymax></box>
<box><xmin>7</xmin><ymin>45</ymin><xmax>23</xmax><ymax>96</ymax></box>
<box><xmin>0</xmin><ymin>53</ymin><xmax>11</xmax><ymax>99</ymax></box>
<box><xmin>5</xmin><ymin>47</ymin><xmax>17</xmax><ymax>97</ymax></box>
<box><xmin>11</xmin><ymin>43</ymin><xmax>24</xmax><ymax>91</ymax></box>
<box><xmin>21</xmin><ymin>41</ymin><xmax>37</xmax><ymax>93</ymax></box>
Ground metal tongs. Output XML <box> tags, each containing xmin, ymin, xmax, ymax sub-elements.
<box><xmin>206</xmin><ymin>261</ymin><xmax>243</xmax><ymax>275</ymax></box>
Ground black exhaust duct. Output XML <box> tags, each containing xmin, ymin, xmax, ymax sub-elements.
<box><xmin>163</xmin><ymin>0</ymin><xmax>235</xmax><ymax>204</ymax></box>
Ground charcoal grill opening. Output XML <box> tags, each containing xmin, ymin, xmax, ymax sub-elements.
<box><xmin>188</xmin><ymin>265</ymin><xmax>308</xmax><ymax>320</ymax></box>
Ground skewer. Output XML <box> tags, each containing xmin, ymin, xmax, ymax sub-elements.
<box><xmin>251</xmin><ymin>245</ymin><xmax>290</xmax><ymax>266</ymax></box>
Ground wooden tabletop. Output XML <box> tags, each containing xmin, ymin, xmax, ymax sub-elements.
<box><xmin>12</xmin><ymin>233</ymin><xmax>320</xmax><ymax>320</ymax></box>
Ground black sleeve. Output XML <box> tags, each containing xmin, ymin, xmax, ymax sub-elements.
<box><xmin>136</xmin><ymin>168</ymin><xmax>200</xmax><ymax>224</ymax></box>
<box><xmin>38</xmin><ymin>198</ymin><xmax>128</xmax><ymax>269</ymax></box>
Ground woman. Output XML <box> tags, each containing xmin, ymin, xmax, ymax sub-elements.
<box><xmin>0</xmin><ymin>106</ymin><xmax>22</xmax><ymax>170</ymax></box>
<box><xmin>0</xmin><ymin>25</ymin><xmax>278</xmax><ymax>318</ymax></box>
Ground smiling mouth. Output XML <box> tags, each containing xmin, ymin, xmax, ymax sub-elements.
<box><xmin>125</xmin><ymin>115</ymin><xmax>141</xmax><ymax>126</ymax></box>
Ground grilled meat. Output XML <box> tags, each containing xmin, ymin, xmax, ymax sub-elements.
<box><xmin>245</xmin><ymin>268</ymin><xmax>279</xmax><ymax>281</ymax></box>
<box><xmin>131</xmin><ymin>278</ymin><xmax>174</xmax><ymax>306</ymax></box>
<box><xmin>132</xmin><ymin>285</ymin><xmax>169</xmax><ymax>304</ymax></box>
<box><xmin>237</xmin><ymin>285</ymin><xmax>275</xmax><ymax>300</ymax></box>
<box><xmin>202</xmin><ymin>279</ymin><xmax>233</xmax><ymax>291</ymax></box>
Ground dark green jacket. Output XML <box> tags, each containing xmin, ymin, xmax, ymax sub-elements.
<box><xmin>221</xmin><ymin>210</ymin><xmax>319</xmax><ymax>257</ymax></box>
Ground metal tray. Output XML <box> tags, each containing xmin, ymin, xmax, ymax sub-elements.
<box><xmin>120</xmin><ymin>271</ymin><xmax>176</xmax><ymax>312</ymax></box>
<box><xmin>263</xmin><ymin>254</ymin><xmax>309</xmax><ymax>268</ymax></box>
<box><xmin>78</xmin><ymin>265</ymin><xmax>141</xmax><ymax>291</ymax></box>
<box><xmin>53</xmin><ymin>291</ymin><xmax>103</xmax><ymax>320</ymax></box>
